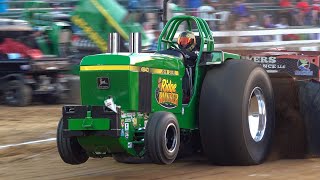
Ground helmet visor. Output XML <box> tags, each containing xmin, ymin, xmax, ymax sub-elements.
<box><xmin>178</xmin><ymin>37</ymin><xmax>194</xmax><ymax>48</ymax></box>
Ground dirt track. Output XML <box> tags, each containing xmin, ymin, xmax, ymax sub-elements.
<box><xmin>1</xmin><ymin>105</ymin><xmax>320</xmax><ymax>180</ymax></box>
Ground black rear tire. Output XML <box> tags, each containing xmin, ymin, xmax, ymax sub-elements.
<box><xmin>199</xmin><ymin>60</ymin><xmax>275</xmax><ymax>165</ymax></box>
<box><xmin>4</xmin><ymin>80</ymin><xmax>32</xmax><ymax>106</ymax></box>
<box><xmin>57</xmin><ymin>118</ymin><xmax>89</xmax><ymax>165</ymax></box>
<box><xmin>145</xmin><ymin>112</ymin><xmax>180</xmax><ymax>164</ymax></box>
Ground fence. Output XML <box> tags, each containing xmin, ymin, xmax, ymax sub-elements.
<box><xmin>212</xmin><ymin>28</ymin><xmax>320</xmax><ymax>50</ymax></box>
<box><xmin>169</xmin><ymin>27</ymin><xmax>320</xmax><ymax>50</ymax></box>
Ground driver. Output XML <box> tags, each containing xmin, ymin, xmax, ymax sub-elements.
<box><xmin>177</xmin><ymin>31</ymin><xmax>198</xmax><ymax>66</ymax></box>
<box><xmin>177</xmin><ymin>31</ymin><xmax>198</xmax><ymax>104</ymax></box>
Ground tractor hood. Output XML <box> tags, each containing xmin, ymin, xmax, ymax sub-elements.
<box><xmin>79</xmin><ymin>53</ymin><xmax>184</xmax><ymax>112</ymax></box>
<box><xmin>81</xmin><ymin>53</ymin><xmax>184</xmax><ymax>69</ymax></box>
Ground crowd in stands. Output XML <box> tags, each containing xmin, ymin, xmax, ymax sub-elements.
<box><xmin>127</xmin><ymin>0</ymin><xmax>320</xmax><ymax>46</ymax></box>
<box><xmin>1</xmin><ymin>0</ymin><xmax>319</xmax><ymax>46</ymax></box>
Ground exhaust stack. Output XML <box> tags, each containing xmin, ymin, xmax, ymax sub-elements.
<box><xmin>129</xmin><ymin>32</ymin><xmax>142</xmax><ymax>53</ymax></box>
<box><xmin>107</xmin><ymin>33</ymin><xmax>120</xmax><ymax>53</ymax></box>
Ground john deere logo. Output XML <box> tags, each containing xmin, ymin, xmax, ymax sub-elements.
<box><xmin>97</xmin><ymin>77</ymin><xmax>110</xmax><ymax>89</ymax></box>
<box><xmin>155</xmin><ymin>78</ymin><xmax>179</xmax><ymax>109</ymax></box>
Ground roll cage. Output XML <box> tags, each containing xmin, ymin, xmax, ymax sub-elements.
<box><xmin>157</xmin><ymin>15</ymin><xmax>215</xmax><ymax>62</ymax></box>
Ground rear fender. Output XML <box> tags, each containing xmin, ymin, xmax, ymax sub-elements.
<box><xmin>199</xmin><ymin>51</ymin><xmax>241</xmax><ymax>66</ymax></box>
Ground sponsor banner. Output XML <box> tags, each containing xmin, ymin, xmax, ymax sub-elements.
<box><xmin>244</xmin><ymin>55</ymin><xmax>318</xmax><ymax>79</ymax></box>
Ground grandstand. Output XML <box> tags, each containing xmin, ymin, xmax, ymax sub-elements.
<box><xmin>0</xmin><ymin>0</ymin><xmax>318</xmax><ymax>49</ymax></box>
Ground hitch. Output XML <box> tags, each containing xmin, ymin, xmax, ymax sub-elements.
<box><xmin>82</xmin><ymin>111</ymin><xmax>94</xmax><ymax>128</ymax></box>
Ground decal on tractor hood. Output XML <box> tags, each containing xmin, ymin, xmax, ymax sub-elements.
<box><xmin>97</xmin><ymin>77</ymin><xmax>110</xmax><ymax>89</ymax></box>
<box><xmin>155</xmin><ymin>78</ymin><xmax>179</xmax><ymax>109</ymax></box>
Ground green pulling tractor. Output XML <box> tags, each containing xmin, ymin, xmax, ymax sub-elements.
<box><xmin>57</xmin><ymin>15</ymin><xmax>276</xmax><ymax>165</ymax></box>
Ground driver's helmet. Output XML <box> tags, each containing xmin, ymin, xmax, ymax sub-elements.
<box><xmin>177</xmin><ymin>31</ymin><xmax>196</xmax><ymax>52</ymax></box>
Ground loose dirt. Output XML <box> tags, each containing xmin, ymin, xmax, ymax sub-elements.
<box><xmin>1</xmin><ymin>105</ymin><xmax>320</xmax><ymax>180</ymax></box>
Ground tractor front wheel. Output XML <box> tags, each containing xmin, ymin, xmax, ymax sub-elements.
<box><xmin>57</xmin><ymin>118</ymin><xmax>89</xmax><ymax>165</ymax></box>
<box><xmin>145</xmin><ymin>112</ymin><xmax>180</xmax><ymax>164</ymax></box>
<box><xmin>199</xmin><ymin>59</ymin><xmax>275</xmax><ymax>165</ymax></box>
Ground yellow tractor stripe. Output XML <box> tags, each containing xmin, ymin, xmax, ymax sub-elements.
<box><xmin>90</xmin><ymin>0</ymin><xmax>129</xmax><ymax>40</ymax></box>
<box><xmin>80</xmin><ymin>66</ymin><xmax>179</xmax><ymax>75</ymax></box>
<box><xmin>80</xmin><ymin>65</ymin><xmax>130</xmax><ymax>71</ymax></box>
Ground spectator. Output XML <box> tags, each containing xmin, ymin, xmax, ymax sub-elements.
<box><xmin>186</xmin><ymin>0</ymin><xmax>202</xmax><ymax>9</ymax></box>
<box><xmin>248</xmin><ymin>15</ymin><xmax>263</xmax><ymax>42</ymax></box>
<box><xmin>197</xmin><ymin>0</ymin><xmax>215</xmax><ymax>29</ymax></box>
<box><xmin>248</xmin><ymin>14</ymin><xmax>260</xmax><ymax>28</ymax></box>
<box><xmin>280</xmin><ymin>0</ymin><xmax>292</xmax><ymax>8</ymax></box>
<box><xmin>232</xmin><ymin>0</ymin><xmax>250</xmax><ymax>18</ymax></box>
<box><xmin>128</xmin><ymin>0</ymin><xmax>140</xmax><ymax>10</ymax></box>
<box><xmin>210</xmin><ymin>0</ymin><xmax>220</xmax><ymax>10</ymax></box>
<box><xmin>197</xmin><ymin>0</ymin><xmax>215</xmax><ymax>20</ymax></box>
<box><xmin>234</xmin><ymin>17</ymin><xmax>252</xmax><ymax>43</ymax></box>
<box><xmin>148</xmin><ymin>30</ymin><xmax>161</xmax><ymax>51</ymax></box>
<box><xmin>262</xmin><ymin>15</ymin><xmax>276</xmax><ymax>42</ymax></box>
<box><xmin>0</xmin><ymin>0</ymin><xmax>8</xmax><ymax>13</ymax></box>
<box><xmin>124</xmin><ymin>0</ymin><xmax>141</xmax><ymax>23</ymax></box>
<box><xmin>296</xmin><ymin>0</ymin><xmax>311</xmax><ymax>25</ymax></box>
<box><xmin>275</xmin><ymin>17</ymin><xmax>289</xmax><ymax>28</ymax></box>
<box><xmin>263</xmin><ymin>14</ymin><xmax>276</xmax><ymax>28</ymax></box>
<box><xmin>312</xmin><ymin>0</ymin><xmax>320</xmax><ymax>25</ymax></box>
<box><xmin>279</xmin><ymin>0</ymin><xmax>295</xmax><ymax>25</ymax></box>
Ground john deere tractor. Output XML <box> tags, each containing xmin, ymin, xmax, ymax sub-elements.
<box><xmin>57</xmin><ymin>15</ymin><xmax>277</xmax><ymax>165</ymax></box>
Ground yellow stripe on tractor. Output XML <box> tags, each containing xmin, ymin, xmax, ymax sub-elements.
<box><xmin>80</xmin><ymin>65</ymin><xmax>179</xmax><ymax>76</ymax></box>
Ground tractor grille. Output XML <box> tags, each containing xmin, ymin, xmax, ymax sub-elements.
<box><xmin>138</xmin><ymin>72</ymin><xmax>152</xmax><ymax>112</ymax></box>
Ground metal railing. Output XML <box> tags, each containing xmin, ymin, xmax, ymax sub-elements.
<box><xmin>169</xmin><ymin>27</ymin><xmax>320</xmax><ymax>50</ymax></box>
<box><xmin>212</xmin><ymin>28</ymin><xmax>320</xmax><ymax>50</ymax></box>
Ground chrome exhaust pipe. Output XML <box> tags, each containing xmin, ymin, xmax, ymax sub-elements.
<box><xmin>107</xmin><ymin>33</ymin><xmax>120</xmax><ymax>53</ymax></box>
<box><xmin>129</xmin><ymin>32</ymin><xmax>142</xmax><ymax>53</ymax></box>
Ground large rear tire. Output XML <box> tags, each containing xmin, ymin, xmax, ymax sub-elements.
<box><xmin>57</xmin><ymin>118</ymin><xmax>89</xmax><ymax>165</ymax></box>
<box><xmin>199</xmin><ymin>60</ymin><xmax>275</xmax><ymax>165</ymax></box>
<box><xmin>4</xmin><ymin>80</ymin><xmax>32</xmax><ymax>107</ymax></box>
<box><xmin>145</xmin><ymin>112</ymin><xmax>180</xmax><ymax>164</ymax></box>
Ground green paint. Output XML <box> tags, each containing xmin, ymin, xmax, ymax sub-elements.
<box><xmin>80</xmin><ymin>70</ymin><xmax>139</xmax><ymax>110</ymax></box>
<box><xmin>203</xmin><ymin>51</ymin><xmax>241</xmax><ymax>65</ymax></box>
<box><xmin>63</xmin><ymin>15</ymin><xmax>241</xmax><ymax>159</ymax></box>
<box><xmin>81</xmin><ymin>54</ymin><xmax>131</xmax><ymax>66</ymax></box>
<box><xmin>76</xmin><ymin>110</ymin><xmax>146</xmax><ymax>157</ymax></box>
<box><xmin>68</xmin><ymin>118</ymin><xmax>110</xmax><ymax>130</ymax></box>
